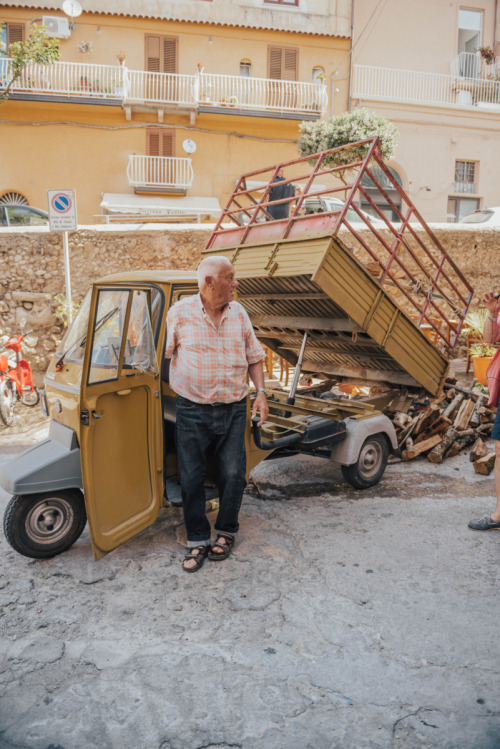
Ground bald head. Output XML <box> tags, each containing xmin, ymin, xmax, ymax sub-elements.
<box><xmin>197</xmin><ymin>256</ymin><xmax>233</xmax><ymax>289</ymax></box>
<box><xmin>197</xmin><ymin>256</ymin><xmax>238</xmax><ymax>311</ymax></box>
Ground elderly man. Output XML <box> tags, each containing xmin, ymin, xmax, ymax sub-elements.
<box><xmin>468</xmin><ymin>290</ymin><xmax>500</xmax><ymax>531</ymax></box>
<box><xmin>165</xmin><ymin>256</ymin><xmax>269</xmax><ymax>571</ymax></box>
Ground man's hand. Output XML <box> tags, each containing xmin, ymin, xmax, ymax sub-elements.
<box><xmin>252</xmin><ymin>392</ymin><xmax>269</xmax><ymax>427</ymax></box>
<box><xmin>482</xmin><ymin>291</ymin><xmax>499</xmax><ymax>317</ymax></box>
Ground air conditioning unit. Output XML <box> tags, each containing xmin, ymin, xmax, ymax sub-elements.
<box><xmin>42</xmin><ymin>16</ymin><xmax>71</xmax><ymax>39</ymax></box>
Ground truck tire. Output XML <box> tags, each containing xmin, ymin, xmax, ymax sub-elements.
<box><xmin>3</xmin><ymin>490</ymin><xmax>87</xmax><ymax>559</ymax></box>
<box><xmin>341</xmin><ymin>434</ymin><xmax>389</xmax><ymax>489</ymax></box>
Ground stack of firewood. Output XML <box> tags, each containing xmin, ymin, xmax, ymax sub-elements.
<box><xmin>391</xmin><ymin>378</ymin><xmax>497</xmax><ymax>473</ymax></box>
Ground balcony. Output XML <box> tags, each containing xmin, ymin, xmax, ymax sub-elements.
<box><xmin>0</xmin><ymin>59</ymin><xmax>327</xmax><ymax>119</ymax></box>
<box><xmin>351</xmin><ymin>64</ymin><xmax>500</xmax><ymax>112</ymax></box>
<box><xmin>127</xmin><ymin>155</ymin><xmax>194</xmax><ymax>192</ymax></box>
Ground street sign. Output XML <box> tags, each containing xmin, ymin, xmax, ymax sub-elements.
<box><xmin>47</xmin><ymin>190</ymin><xmax>78</xmax><ymax>231</ymax></box>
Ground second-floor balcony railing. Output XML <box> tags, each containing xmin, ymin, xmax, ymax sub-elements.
<box><xmin>0</xmin><ymin>58</ymin><xmax>327</xmax><ymax>116</ymax></box>
<box><xmin>352</xmin><ymin>64</ymin><xmax>500</xmax><ymax>111</ymax></box>
<box><xmin>127</xmin><ymin>155</ymin><xmax>194</xmax><ymax>190</ymax></box>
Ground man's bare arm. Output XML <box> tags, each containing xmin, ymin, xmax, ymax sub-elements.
<box><xmin>248</xmin><ymin>360</ymin><xmax>269</xmax><ymax>427</ymax></box>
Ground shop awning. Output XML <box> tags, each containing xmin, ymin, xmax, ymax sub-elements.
<box><xmin>100</xmin><ymin>193</ymin><xmax>222</xmax><ymax>221</ymax></box>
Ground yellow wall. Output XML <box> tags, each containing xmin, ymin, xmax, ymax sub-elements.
<box><xmin>1</xmin><ymin>8</ymin><xmax>350</xmax><ymax>223</ymax></box>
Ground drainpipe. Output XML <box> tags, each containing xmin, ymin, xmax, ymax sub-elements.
<box><xmin>494</xmin><ymin>0</ymin><xmax>499</xmax><ymax>52</ymax></box>
<box><xmin>347</xmin><ymin>0</ymin><xmax>355</xmax><ymax>112</ymax></box>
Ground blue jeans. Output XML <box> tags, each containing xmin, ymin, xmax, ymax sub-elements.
<box><xmin>175</xmin><ymin>396</ymin><xmax>247</xmax><ymax>547</ymax></box>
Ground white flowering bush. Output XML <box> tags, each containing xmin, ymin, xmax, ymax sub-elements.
<box><xmin>298</xmin><ymin>109</ymin><xmax>398</xmax><ymax>168</ymax></box>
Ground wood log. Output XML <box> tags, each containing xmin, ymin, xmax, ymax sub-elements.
<box><xmin>445</xmin><ymin>388</ymin><xmax>456</xmax><ymax>400</ymax></box>
<box><xmin>414</xmin><ymin>404</ymin><xmax>441</xmax><ymax>435</ymax></box>
<box><xmin>469</xmin><ymin>437</ymin><xmax>488</xmax><ymax>463</ymax></box>
<box><xmin>443</xmin><ymin>381</ymin><xmax>480</xmax><ymax>399</ymax></box>
<box><xmin>473</xmin><ymin>453</ymin><xmax>496</xmax><ymax>475</ymax></box>
<box><xmin>398</xmin><ymin>415</ymin><xmax>420</xmax><ymax>448</ymax></box>
<box><xmin>469</xmin><ymin>395</ymin><xmax>485</xmax><ymax>428</ymax></box>
<box><xmin>443</xmin><ymin>393</ymin><xmax>464</xmax><ymax>419</ymax></box>
<box><xmin>445</xmin><ymin>442</ymin><xmax>462</xmax><ymax>459</ymax></box>
<box><xmin>477</xmin><ymin>423</ymin><xmax>494</xmax><ymax>435</ymax></box>
<box><xmin>455</xmin><ymin>431</ymin><xmax>477</xmax><ymax>449</ymax></box>
<box><xmin>427</xmin><ymin>428</ymin><xmax>458</xmax><ymax>463</ymax></box>
<box><xmin>453</xmin><ymin>399</ymin><xmax>476</xmax><ymax>431</ymax></box>
<box><xmin>403</xmin><ymin>433</ymin><xmax>442</xmax><ymax>460</ymax></box>
<box><xmin>392</xmin><ymin>412</ymin><xmax>412</xmax><ymax>429</ymax></box>
<box><xmin>413</xmin><ymin>416</ymin><xmax>451</xmax><ymax>445</ymax></box>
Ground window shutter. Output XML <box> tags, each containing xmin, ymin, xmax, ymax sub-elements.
<box><xmin>162</xmin><ymin>37</ymin><xmax>177</xmax><ymax>74</ymax></box>
<box><xmin>283</xmin><ymin>48</ymin><xmax>298</xmax><ymax>80</ymax></box>
<box><xmin>147</xmin><ymin>130</ymin><xmax>174</xmax><ymax>157</ymax></box>
<box><xmin>161</xmin><ymin>131</ymin><xmax>174</xmax><ymax>157</ymax></box>
<box><xmin>145</xmin><ymin>35</ymin><xmax>161</xmax><ymax>72</ymax></box>
<box><xmin>8</xmin><ymin>23</ymin><xmax>25</xmax><ymax>49</ymax></box>
<box><xmin>268</xmin><ymin>47</ymin><xmax>283</xmax><ymax>79</ymax></box>
<box><xmin>147</xmin><ymin>130</ymin><xmax>160</xmax><ymax>156</ymax></box>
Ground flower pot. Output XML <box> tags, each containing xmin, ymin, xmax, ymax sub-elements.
<box><xmin>472</xmin><ymin>355</ymin><xmax>493</xmax><ymax>387</ymax></box>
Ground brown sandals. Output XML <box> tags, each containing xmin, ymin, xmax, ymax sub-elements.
<box><xmin>182</xmin><ymin>544</ymin><xmax>210</xmax><ymax>573</ymax></box>
<box><xmin>208</xmin><ymin>532</ymin><xmax>235</xmax><ymax>561</ymax></box>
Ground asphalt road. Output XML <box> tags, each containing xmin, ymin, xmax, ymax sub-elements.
<box><xmin>0</xmin><ymin>408</ymin><xmax>499</xmax><ymax>749</ymax></box>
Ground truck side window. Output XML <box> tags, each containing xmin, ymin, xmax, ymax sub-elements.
<box><xmin>88</xmin><ymin>289</ymin><xmax>129</xmax><ymax>383</ymax></box>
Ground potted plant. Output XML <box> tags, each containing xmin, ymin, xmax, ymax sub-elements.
<box><xmin>464</xmin><ymin>308</ymin><xmax>498</xmax><ymax>385</ymax></box>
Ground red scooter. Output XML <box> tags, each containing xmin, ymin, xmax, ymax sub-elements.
<box><xmin>0</xmin><ymin>332</ymin><xmax>40</xmax><ymax>426</ymax></box>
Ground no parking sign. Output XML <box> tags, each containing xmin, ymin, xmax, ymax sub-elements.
<box><xmin>47</xmin><ymin>189</ymin><xmax>78</xmax><ymax>231</ymax></box>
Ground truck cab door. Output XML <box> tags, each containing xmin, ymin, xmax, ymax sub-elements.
<box><xmin>80</xmin><ymin>285</ymin><xmax>164</xmax><ymax>560</ymax></box>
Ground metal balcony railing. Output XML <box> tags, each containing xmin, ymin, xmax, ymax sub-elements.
<box><xmin>0</xmin><ymin>59</ymin><xmax>327</xmax><ymax>116</ymax></box>
<box><xmin>352</xmin><ymin>64</ymin><xmax>500</xmax><ymax>110</ymax></box>
<box><xmin>451</xmin><ymin>51</ymin><xmax>500</xmax><ymax>80</ymax></box>
<box><xmin>0</xmin><ymin>58</ymin><xmax>124</xmax><ymax>98</ymax></box>
<box><xmin>127</xmin><ymin>155</ymin><xmax>194</xmax><ymax>190</ymax></box>
<box><xmin>195</xmin><ymin>72</ymin><xmax>328</xmax><ymax>115</ymax></box>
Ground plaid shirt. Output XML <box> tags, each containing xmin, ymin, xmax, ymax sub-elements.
<box><xmin>165</xmin><ymin>293</ymin><xmax>265</xmax><ymax>404</ymax></box>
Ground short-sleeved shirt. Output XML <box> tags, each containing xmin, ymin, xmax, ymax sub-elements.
<box><xmin>165</xmin><ymin>293</ymin><xmax>265</xmax><ymax>404</ymax></box>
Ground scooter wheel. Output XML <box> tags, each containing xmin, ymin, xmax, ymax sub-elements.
<box><xmin>21</xmin><ymin>387</ymin><xmax>40</xmax><ymax>407</ymax></box>
<box><xmin>0</xmin><ymin>390</ymin><xmax>14</xmax><ymax>426</ymax></box>
<box><xmin>3</xmin><ymin>490</ymin><xmax>87</xmax><ymax>559</ymax></box>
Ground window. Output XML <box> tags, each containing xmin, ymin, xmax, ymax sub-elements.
<box><xmin>458</xmin><ymin>9</ymin><xmax>482</xmax><ymax>55</ymax></box>
<box><xmin>0</xmin><ymin>22</ymin><xmax>25</xmax><ymax>56</ymax></box>
<box><xmin>360</xmin><ymin>165</ymin><xmax>403</xmax><ymax>221</ymax></box>
<box><xmin>145</xmin><ymin>35</ymin><xmax>177</xmax><ymax>73</ymax></box>
<box><xmin>264</xmin><ymin>0</ymin><xmax>299</xmax><ymax>5</ymax></box>
<box><xmin>454</xmin><ymin>160</ymin><xmax>477</xmax><ymax>193</ymax></box>
<box><xmin>240</xmin><ymin>60</ymin><xmax>252</xmax><ymax>77</ymax></box>
<box><xmin>447</xmin><ymin>196</ymin><xmax>480</xmax><ymax>222</ymax></box>
<box><xmin>312</xmin><ymin>66</ymin><xmax>325</xmax><ymax>85</ymax></box>
<box><xmin>268</xmin><ymin>46</ymin><xmax>298</xmax><ymax>80</ymax></box>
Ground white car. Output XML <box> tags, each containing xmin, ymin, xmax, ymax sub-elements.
<box><xmin>459</xmin><ymin>207</ymin><xmax>500</xmax><ymax>227</ymax></box>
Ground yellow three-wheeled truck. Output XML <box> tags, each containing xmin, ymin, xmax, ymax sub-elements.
<box><xmin>1</xmin><ymin>139</ymin><xmax>473</xmax><ymax>560</ymax></box>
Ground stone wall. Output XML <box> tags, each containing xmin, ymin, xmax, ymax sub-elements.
<box><xmin>0</xmin><ymin>223</ymin><xmax>498</xmax><ymax>374</ymax></box>
<box><xmin>0</xmin><ymin>225</ymin><xmax>211</xmax><ymax>373</ymax></box>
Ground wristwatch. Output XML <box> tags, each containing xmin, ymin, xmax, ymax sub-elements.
<box><xmin>257</xmin><ymin>387</ymin><xmax>268</xmax><ymax>396</ymax></box>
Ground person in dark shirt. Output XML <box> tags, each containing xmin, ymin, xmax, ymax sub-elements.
<box><xmin>266</xmin><ymin>168</ymin><xmax>295</xmax><ymax>220</ymax></box>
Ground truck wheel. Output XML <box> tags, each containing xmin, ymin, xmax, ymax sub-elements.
<box><xmin>341</xmin><ymin>434</ymin><xmax>389</xmax><ymax>489</ymax></box>
<box><xmin>3</xmin><ymin>490</ymin><xmax>87</xmax><ymax>559</ymax></box>
<box><xmin>0</xmin><ymin>388</ymin><xmax>14</xmax><ymax>426</ymax></box>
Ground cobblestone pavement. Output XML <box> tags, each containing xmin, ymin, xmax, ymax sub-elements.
<box><xmin>0</xmin><ymin>403</ymin><xmax>499</xmax><ymax>749</ymax></box>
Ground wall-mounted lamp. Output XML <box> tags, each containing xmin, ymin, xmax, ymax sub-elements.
<box><xmin>97</xmin><ymin>25</ymin><xmax>101</xmax><ymax>34</ymax></box>
<box><xmin>208</xmin><ymin>36</ymin><xmax>213</xmax><ymax>45</ymax></box>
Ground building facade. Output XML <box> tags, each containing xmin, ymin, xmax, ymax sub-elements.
<box><xmin>350</xmin><ymin>0</ymin><xmax>500</xmax><ymax>222</ymax></box>
<box><xmin>1</xmin><ymin>0</ymin><xmax>350</xmax><ymax>223</ymax></box>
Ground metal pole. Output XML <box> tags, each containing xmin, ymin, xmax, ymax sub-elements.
<box><xmin>286</xmin><ymin>331</ymin><xmax>308</xmax><ymax>406</ymax></box>
<box><xmin>62</xmin><ymin>230</ymin><xmax>73</xmax><ymax>325</ymax></box>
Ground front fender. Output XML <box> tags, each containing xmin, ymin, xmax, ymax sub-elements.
<box><xmin>0</xmin><ymin>421</ymin><xmax>82</xmax><ymax>496</ymax></box>
<box><xmin>329</xmin><ymin>413</ymin><xmax>398</xmax><ymax>466</ymax></box>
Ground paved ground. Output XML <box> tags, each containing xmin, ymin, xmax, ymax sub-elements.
<box><xmin>0</xmin><ymin>395</ymin><xmax>499</xmax><ymax>749</ymax></box>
